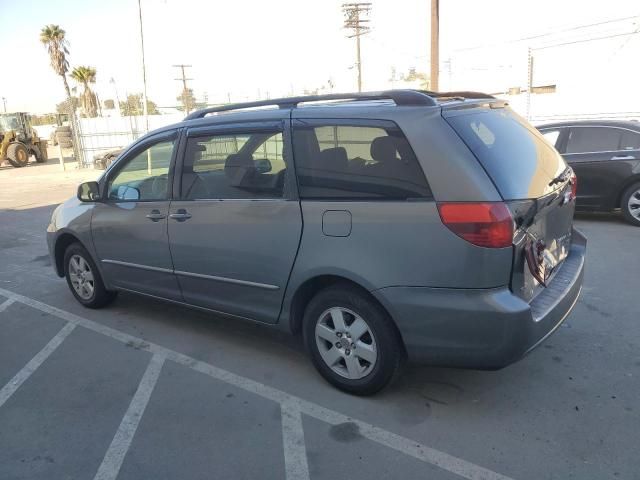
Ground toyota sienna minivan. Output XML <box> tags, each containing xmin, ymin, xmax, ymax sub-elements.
<box><xmin>47</xmin><ymin>90</ymin><xmax>586</xmax><ymax>395</ymax></box>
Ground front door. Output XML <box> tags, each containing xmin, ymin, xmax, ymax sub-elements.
<box><xmin>91</xmin><ymin>131</ymin><xmax>182</xmax><ymax>300</ymax></box>
<box><xmin>168</xmin><ymin>119</ymin><xmax>302</xmax><ymax>323</ymax></box>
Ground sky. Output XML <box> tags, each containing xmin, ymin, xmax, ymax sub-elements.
<box><xmin>0</xmin><ymin>0</ymin><xmax>638</xmax><ymax>114</ymax></box>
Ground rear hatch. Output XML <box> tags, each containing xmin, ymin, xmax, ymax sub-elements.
<box><xmin>443</xmin><ymin>103</ymin><xmax>576</xmax><ymax>302</ymax></box>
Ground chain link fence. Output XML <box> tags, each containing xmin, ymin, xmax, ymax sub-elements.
<box><xmin>75</xmin><ymin>114</ymin><xmax>183</xmax><ymax>167</ymax></box>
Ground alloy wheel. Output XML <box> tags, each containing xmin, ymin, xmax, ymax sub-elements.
<box><xmin>627</xmin><ymin>188</ymin><xmax>640</xmax><ymax>221</ymax></box>
<box><xmin>315</xmin><ymin>307</ymin><xmax>378</xmax><ymax>380</ymax></box>
<box><xmin>68</xmin><ymin>254</ymin><xmax>95</xmax><ymax>300</ymax></box>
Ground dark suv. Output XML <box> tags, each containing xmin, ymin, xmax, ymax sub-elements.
<box><xmin>538</xmin><ymin>120</ymin><xmax>640</xmax><ymax>226</ymax></box>
<box><xmin>48</xmin><ymin>90</ymin><xmax>586</xmax><ymax>395</ymax></box>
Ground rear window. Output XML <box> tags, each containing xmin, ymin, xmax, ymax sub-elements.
<box><xmin>445</xmin><ymin>108</ymin><xmax>566</xmax><ymax>200</ymax></box>
<box><xmin>292</xmin><ymin>123</ymin><xmax>431</xmax><ymax>200</ymax></box>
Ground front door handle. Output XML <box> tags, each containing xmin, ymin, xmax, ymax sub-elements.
<box><xmin>169</xmin><ymin>209</ymin><xmax>192</xmax><ymax>222</ymax></box>
<box><xmin>611</xmin><ymin>155</ymin><xmax>635</xmax><ymax>160</ymax></box>
<box><xmin>145</xmin><ymin>209</ymin><xmax>167</xmax><ymax>222</ymax></box>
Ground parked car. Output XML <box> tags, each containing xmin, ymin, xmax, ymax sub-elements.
<box><xmin>47</xmin><ymin>90</ymin><xmax>586</xmax><ymax>395</ymax></box>
<box><xmin>537</xmin><ymin>120</ymin><xmax>640</xmax><ymax>226</ymax></box>
<box><xmin>93</xmin><ymin>148</ymin><xmax>124</xmax><ymax>170</ymax></box>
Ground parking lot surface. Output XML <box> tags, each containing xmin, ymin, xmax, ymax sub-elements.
<box><xmin>1</xmin><ymin>160</ymin><xmax>639</xmax><ymax>479</ymax></box>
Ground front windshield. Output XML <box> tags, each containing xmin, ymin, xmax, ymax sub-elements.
<box><xmin>0</xmin><ymin>115</ymin><xmax>19</xmax><ymax>133</ymax></box>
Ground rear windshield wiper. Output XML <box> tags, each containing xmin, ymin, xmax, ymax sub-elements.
<box><xmin>548</xmin><ymin>168</ymin><xmax>570</xmax><ymax>187</ymax></box>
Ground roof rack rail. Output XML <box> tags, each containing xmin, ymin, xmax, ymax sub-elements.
<box><xmin>418</xmin><ymin>90</ymin><xmax>496</xmax><ymax>100</ymax></box>
<box><xmin>184</xmin><ymin>89</ymin><xmax>437</xmax><ymax>120</ymax></box>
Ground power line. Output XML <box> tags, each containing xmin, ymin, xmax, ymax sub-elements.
<box><xmin>454</xmin><ymin>14</ymin><xmax>639</xmax><ymax>52</ymax></box>
<box><xmin>342</xmin><ymin>3</ymin><xmax>372</xmax><ymax>92</ymax></box>
<box><xmin>533</xmin><ymin>30</ymin><xmax>640</xmax><ymax>50</ymax></box>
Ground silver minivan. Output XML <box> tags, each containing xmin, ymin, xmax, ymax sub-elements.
<box><xmin>47</xmin><ymin>90</ymin><xmax>586</xmax><ymax>395</ymax></box>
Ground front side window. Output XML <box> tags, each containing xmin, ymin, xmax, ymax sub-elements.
<box><xmin>292</xmin><ymin>124</ymin><xmax>431</xmax><ymax>199</ymax></box>
<box><xmin>108</xmin><ymin>139</ymin><xmax>175</xmax><ymax>201</ymax></box>
<box><xmin>181</xmin><ymin>131</ymin><xmax>286</xmax><ymax>199</ymax></box>
<box><xmin>565</xmin><ymin>127</ymin><xmax>622</xmax><ymax>154</ymax></box>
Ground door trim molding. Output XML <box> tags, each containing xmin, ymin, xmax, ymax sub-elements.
<box><xmin>101</xmin><ymin>259</ymin><xmax>174</xmax><ymax>274</ymax></box>
<box><xmin>174</xmin><ymin>270</ymin><xmax>280</xmax><ymax>290</ymax></box>
<box><xmin>101</xmin><ymin>259</ymin><xmax>279</xmax><ymax>290</ymax></box>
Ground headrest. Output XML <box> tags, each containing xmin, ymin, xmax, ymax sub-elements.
<box><xmin>370</xmin><ymin>136</ymin><xmax>398</xmax><ymax>163</ymax></box>
<box><xmin>224</xmin><ymin>153</ymin><xmax>255</xmax><ymax>184</ymax></box>
<box><xmin>318</xmin><ymin>147</ymin><xmax>348</xmax><ymax>170</ymax></box>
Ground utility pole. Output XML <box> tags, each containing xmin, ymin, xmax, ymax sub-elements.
<box><xmin>342</xmin><ymin>3</ymin><xmax>372</xmax><ymax>92</ymax></box>
<box><xmin>430</xmin><ymin>0</ymin><xmax>439</xmax><ymax>91</ymax></box>
<box><xmin>137</xmin><ymin>0</ymin><xmax>149</xmax><ymax>133</ymax></box>
<box><xmin>173</xmin><ymin>64</ymin><xmax>193</xmax><ymax>114</ymax></box>
<box><xmin>1</xmin><ymin>97</ymin><xmax>6</xmax><ymax>113</ymax></box>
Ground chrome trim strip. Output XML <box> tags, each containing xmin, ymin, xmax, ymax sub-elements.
<box><xmin>174</xmin><ymin>270</ymin><xmax>279</xmax><ymax>290</ymax></box>
<box><xmin>102</xmin><ymin>259</ymin><xmax>279</xmax><ymax>290</ymax></box>
<box><xmin>101</xmin><ymin>259</ymin><xmax>174</xmax><ymax>274</ymax></box>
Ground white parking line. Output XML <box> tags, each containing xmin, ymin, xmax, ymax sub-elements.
<box><xmin>0</xmin><ymin>322</ymin><xmax>75</xmax><ymax>408</ymax></box>
<box><xmin>281</xmin><ymin>403</ymin><xmax>311</xmax><ymax>480</ymax></box>
<box><xmin>0</xmin><ymin>297</ymin><xmax>15</xmax><ymax>313</ymax></box>
<box><xmin>0</xmin><ymin>287</ymin><xmax>515</xmax><ymax>480</ymax></box>
<box><xmin>93</xmin><ymin>354</ymin><xmax>165</xmax><ymax>480</ymax></box>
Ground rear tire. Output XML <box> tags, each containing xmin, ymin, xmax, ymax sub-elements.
<box><xmin>7</xmin><ymin>143</ymin><xmax>29</xmax><ymax>167</ymax></box>
<box><xmin>303</xmin><ymin>283</ymin><xmax>405</xmax><ymax>395</ymax></box>
<box><xmin>63</xmin><ymin>243</ymin><xmax>117</xmax><ymax>308</ymax></box>
<box><xmin>621</xmin><ymin>182</ymin><xmax>640</xmax><ymax>226</ymax></box>
<box><xmin>36</xmin><ymin>141</ymin><xmax>48</xmax><ymax>162</ymax></box>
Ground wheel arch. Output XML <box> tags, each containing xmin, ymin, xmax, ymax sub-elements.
<box><xmin>286</xmin><ymin>274</ymin><xmax>406</xmax><ymax>355</ymax></box>
<box><xmin>54</xmin><ymin>232</ymin><xmax>87</xmax><ymax>277</ymax></box>
<box><xmin>615</xmin><ymin>174</ymin><xmax>640</xmax><ymax>208</ymax></box>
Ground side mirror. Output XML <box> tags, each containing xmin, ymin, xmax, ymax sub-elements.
<box><xmin>254</xmin><ymin>158</ymin><xmax>272</xmax><ymax>173</ymax></box>
<box><xmin>115</xmin><ymin>185</ymin><xmax>140</xmax><ymax>201</ymax></box>
<box><xmin>77</xmin><ymin>181</ymin><xmax>101</xmax><ymax>202</ymax></box>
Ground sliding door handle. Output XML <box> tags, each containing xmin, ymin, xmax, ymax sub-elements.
<box><xmin>169</xmin><ymin>209</ymin><xmax>192</xmax><ymax>222</ymax></box>
<box><xmin>146</xmin><ymin>210</ymin><xmax>167</xmax><ymax>222</ymax></box>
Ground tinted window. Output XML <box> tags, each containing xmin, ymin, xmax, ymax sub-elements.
<box><xmin>181</xmin><ymin>131</ymin><xmax>286</xmax><ymax>199</ymax></box>
<box><xmin>292</xmin><ymin>124</ymin><xmax>431</xmax><ymax>199</ymax></box>
<box><xmin>565</xmin><ymin>127</ymin><xmax>622</xmax><ymax>154</ymax></box>
<box><xmin>445</xmin><ymin>108</ymin><xmax>566</xmax><ymax>199</ymax></box>
<box><xmin>620</xmin><ymin>130</ymin><xmax>640</xmax><ymax>151</ymax></box>
<box><xmin>108</xmin><ymin>139</ymin><xmax>174</xmax><ymax>201</ymax></box>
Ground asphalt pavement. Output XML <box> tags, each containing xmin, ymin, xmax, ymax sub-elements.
<box><xmin>1</xmin><ymin>159</ymin><xmax>638</xmax><ymax>480</ymax></box>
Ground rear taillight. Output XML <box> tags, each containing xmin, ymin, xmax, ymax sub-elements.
<box><xmin>437</xmin><ymin>202</ymin><xmax>514</xmax><ymax>248</ymax></box>
<box><xmin>570</xmin><ymin>171</ymin><xmax>577</xmax><ymax>200</ymax></box>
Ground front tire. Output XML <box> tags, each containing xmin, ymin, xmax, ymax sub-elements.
<box><xmin>621</xmin><ymin>182</ymin><xmax>640</xmax><ymax>226</ymax></box>
<box><xmin>63</xmin><ymin>243</ymin><xmax>117</xmax><ymax>308</ymax></box>
<box><xmin>303</xmin><ymin>284</ymin><xmax>405</xmax><ymax>395</ymax></box>
<box><xmin>7</xmin><ymin>143</ymin><xmax>29</xmax><ymax>167</ymax></box>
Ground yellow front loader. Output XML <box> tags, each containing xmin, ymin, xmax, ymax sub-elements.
<box><xmin>0</xmin><ymin>112</ymin><xmax>49</xmax><ymax>168</ymax></box>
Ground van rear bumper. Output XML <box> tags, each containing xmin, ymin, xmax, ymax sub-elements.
<box><xmin>373</xmin><ymin>229</ymin><xmax>586</xmax><ymax>369</ymax></box>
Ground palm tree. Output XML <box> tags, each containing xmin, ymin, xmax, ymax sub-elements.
<box><xmin>71</xmin><ymin>66</ymin><xmax>98</xmax><ymax>118</ymax></box>
<box><xmin>40</xmin><ymin>25</ymin><xmax>73</xmax><ymax>104</ymax></box>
